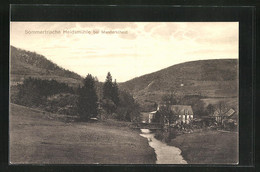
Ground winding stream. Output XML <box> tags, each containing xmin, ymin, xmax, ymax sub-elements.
<box><xmin>140</xmin><ymin>129</ymin><xmax>187</xmax><ymax>164</ymax></box>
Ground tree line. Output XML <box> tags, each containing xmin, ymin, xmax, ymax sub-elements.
<box><xmin>15</xmin><ymin>73</ymin><xmax>140</xmax><ymax>122</ymax></box>
<box><xmin>16</xmin><ymin>77</ymin><xmax>74</xmax><ymax>107</ymax></box>
<box><xmin>77</xmin><ymin>72</ymin><xmax>140</xmax><ymax>121</ymax></box>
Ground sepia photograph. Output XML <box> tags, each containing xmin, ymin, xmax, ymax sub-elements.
<box><xmin>9</xmin><ymin>22</ymin><xmax>239</xmax><ymax>164</ymax></box>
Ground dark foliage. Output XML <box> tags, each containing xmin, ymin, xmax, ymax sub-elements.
<box><xmin>77</xmin><ymin>74</ymin><xmax>98</xmax><ymax>120</ymax></box>
<box><xmin>102</xmin><ymin>72</ymin><xmax>120</xmax><ymax>114</ymax></box>
<box><xmin>45</xmin><ymin>93</ymin><xmax>78</xmax><ymax>116</ymax></box>
<box><xmin>214</xmin><ymin>101</ymin><xmax>228</xmax><ymax>116</ymax></box>
<box><xmin>206</xmin><ymin>104</ymin><xmax>215</xmax><ymax>115</ymax></box>
<box><xmin>179</xmin><ymin>95</ymin><xmax>207</xmax><ymax>117</ymax></box>
<box><xmin>161</xmin><ymin>92</ymin><xmax>178</xmax><ymax>105</ymax></box>
<box><xmin>115</xmin><ymin>90</ymin><xmax>141</xmax><ymax>122</ymax></box>
<box><xmin>103</xmin><ymin>72</ymin><xmax>113</xmax><ymax>100</ymax></box>
<box><xmin>155</xmin><ymin>105</ymin><xmax>179</xmax><ymax>124</ymax></box>
<box><xmin>17</xmin><ymin>77</ymin><xmax>74</xmax><ymax>107</ymax></box>
<box><xmin>191</xmin><ymin>100</ymin><xmax>207</xmax><ymax>117</ymax></box>
<box><xmin>101</xmin><ymin>98</ymin><xmax>116</xmax><ymax>115</ymax></box>
<box><xmin>111</xmin><ymin>80</ymin><xmax>120</xmax><ymax>106</ymax></box>
<box><xmin>103</xmin><ymin>72</ymin><xmax>119</xmax><ymax>105</ymax></box>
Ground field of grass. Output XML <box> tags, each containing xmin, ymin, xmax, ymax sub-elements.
<box><xmin>9</xmin><ymin>103</ymin><xmax>156</xmax><ymax>164</ymax></box>
<box><xmin>169</xmin><ymin>130</ymin><xmax>238</xmax><ymax>164</ymax></box>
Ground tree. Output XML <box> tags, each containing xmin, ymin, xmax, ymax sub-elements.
<box><xmin>156</xmin><ymin>105</ymin><xmax>179</xmax><ymax>125</ymax></box>
<box><xmin>103</xmin><ymin>72</ymin><xmax>113</xmax><ymax>100</ymax></box>
<box><xmin>16</xmin><ymin>77</ymin><xmax>74</xmax><ymax>107</ymax></box>
<box><xmin>111</xmin><ymin>79</ymin><xmax>119</xmax><ymax>106</ymax></box>
<box><xmin>162</xmin><ymin>91</ymin><xmax>178</xmax><ymax>105</ymax></box>
<box><xmin>102</xmin><ymin>72</ymin><xmax>119</xmax><ymax>113</ymax></box>
<box><xmin>192</xmin><ymin>100</ymin><xmax>206</xmax><ymax>117</ymax></box>
<box><xmin>77</xmin><ymin>74</ymin><xmax>98</xmax><ymax>120</ymax></box>
<box><xmin>101</xmin><ymin>98</ymin><xmax>116</xmax><ymax>115</ymax></box>
<box><xmin>206</xmin><ymin>104</ymin><xmax>215</xmax><ymax>116</ymax></box>
<box><xmin>17</xmin><ymin>77</ymin><xmax>43</xmax><ymax>106</ymax></box>
<box><xmin>214</xmin><ymin>101</ymin><xmax>228</xmax><ymax>116</ymax></box>
<box><xmin>115</xmin><ymin>90</ymin><xmax>141</xmax><ymax>122</ymax></box>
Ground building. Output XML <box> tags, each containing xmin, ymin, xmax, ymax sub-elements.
<box><xmin>148</xmin><ymin>104</ymin><xmax>194</xmax><ymax>124</ymax></box>
<box><xmin>148</xmin><ymin>111</ymin><xmax>157</xmax><ymax>123</ymax></box>
<box><xmin>169</xmin><ymin>105</ymin><xmax>194</xmax><ymax>124</ymax></box>
<box><xmin>212</xmin><ymin>108</ymin><xmax>236</xmax><ymax>124</ymax></box>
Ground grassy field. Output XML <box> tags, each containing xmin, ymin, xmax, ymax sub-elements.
<box><xmin>169</xmin><ymin>130</ymin><xmax>238</xmax><ymax>164</ymax></box>
<box><xmin>9</xmin><ymin>103</ymin><xmax>156</xmax><ymax>164</ymax></box>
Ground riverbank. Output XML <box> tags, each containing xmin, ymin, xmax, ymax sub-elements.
<box><xmin>169</xmin><ymin>130</ymin><xmax>238</xmax><ymax>164</ymax></box>
<box><xmin>10</xmin><ymin>103</ymin><xmax>156</xmax><ymax>164</ymax></box>
<box><xmin>140</xmin><ymin>129</ymin><xmax>187</xmax><ymax>164</ymax></box>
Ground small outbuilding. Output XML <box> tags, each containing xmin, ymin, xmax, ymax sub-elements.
<box><xmin>213</xmin><ymin>108</ymin><xmax>236</xmax><ymax>124</ymax></box>
<box><xmin>148</xmin><ymin>111</ymin><xmax>157</xmax><ymax>123</ymax></box>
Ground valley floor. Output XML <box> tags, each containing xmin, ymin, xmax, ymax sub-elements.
<box><xmin>9</xmin><ymin>103</ymin><xmax>156</xmax><ymax>164</ymax></box>
<box><xmin>169</xmin><ymin>130</ymin><xmax>238</xmax><ymax>164</ymax></box>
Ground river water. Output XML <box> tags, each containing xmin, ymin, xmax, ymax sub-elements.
<box><xmin>140</xmin><ymin>129</ymin><xmax>187</xmax><ymax>164</ymax></box>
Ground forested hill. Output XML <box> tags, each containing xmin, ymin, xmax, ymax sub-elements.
<box><xmin>10</xmin><ymin>46</ymin><xmax>83</xmax><ymax>87</ymax></box>
<box><xmin>119</xmin><ymin>59</ymin><xmax>238</xmax><ymax>111</ymax></box>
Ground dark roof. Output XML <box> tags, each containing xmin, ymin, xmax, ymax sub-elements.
<box><xmin>213</xmin><ymin>108</ymin><xmax>236</xmax><ymax>117</ymax></box>
<box><xmin>158</xmin><ymin>104</ymin><xmax>193</xmax><ymax>115</ymax></box>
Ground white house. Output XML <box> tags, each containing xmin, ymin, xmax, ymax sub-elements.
<box><xmin>148</xmin><ymin>104</ymin><xmax>194</xmax><ymax>124</ymax></box>
<box><xmin>169</xmin><ymin>105</ymin><xmax>194</xmax><ymax>124</ymax></box>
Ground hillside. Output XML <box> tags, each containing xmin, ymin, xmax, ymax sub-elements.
<box><xmin>119</xmin><ymin>59</ymin><xmax>238</xmax><ymax>111</ymax></box>
<box><xmin>10</xmin><ymin>103</ymin><xmax>156</xmax><ymax>164</ymax></box>
<box><xmin>10</xmin><ymin>46</ymin><xmax>83</xmax><ymax>87</ymax></box>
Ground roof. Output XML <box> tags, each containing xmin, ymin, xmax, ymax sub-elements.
<box><xmin>213</xmin><ymin>108</ymin><xmax>236</xmax><ymax>117</ymax></box>
<box><xmin>170</xmin><ymin>105</ymin><xmax>193</xmax><ymax>115</ymax></box>
<box><xmin>225</xmin><ymin>108</ymin><xmax>235</xmax><ymax>117</ymax></box>
<box><xmin>158</xmin><ymin>104</ymin><xmax>193</xmax><ymax>115</ymax></box>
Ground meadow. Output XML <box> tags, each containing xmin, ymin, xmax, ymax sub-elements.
<box><xmin>169</xmin><ymin>130</ymin><xmax>238</xmax><ymax>164</ymax></box>
<box><xmin>9</xmin><ymin>103</ymin><xmax>156</xmax><ymax>164</ymax></box>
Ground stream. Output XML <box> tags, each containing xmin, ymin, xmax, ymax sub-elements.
<box><xmin>140</xmin><ymin>129</ymin><xmax>187</xmax><ymax>164</ymax></box>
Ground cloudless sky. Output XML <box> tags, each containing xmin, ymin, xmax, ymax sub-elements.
<box><xmin>10</xmin><ymin>22</ymin><xmax>238</xmax><ymax>82</ymax></box>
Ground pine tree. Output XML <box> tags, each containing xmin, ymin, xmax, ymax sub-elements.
<box><xmin>111</xmin><ymin>79</ymin><xmax>119</xmax><ymax>106</ymax></box>
<box><xmin>77</xmin><ymin>74</ymin><xmax>98</xmax><ymax>120</ymax></box>
<box><xmin>103</xmin><ymin>72</ymin><xmax>113</xmax><ymax>100</ymax></box>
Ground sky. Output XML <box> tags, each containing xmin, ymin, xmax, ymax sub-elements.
<box><xmin>10</xmin><ymin>22</ymin><xmax>238</xmax><ymax>82</ymax></box>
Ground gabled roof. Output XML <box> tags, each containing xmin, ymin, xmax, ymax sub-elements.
<box><xmin>158</xmin><ymin>104</ymin><xmax>193</xmax><ymax>115</ymax></box>
<box><xmin>213</xmin><ymin>108</ymin><xmax>236</xmax><ymax>117</ymax></box>
<box><xmin>170</xmin><ymin>105</ymin><xmax>193</xmax><ymax>115</ymax></box>
<box><xmin>225</xmin><ymin>108</ymin><xmax>235</xmax><ymax>117</ymax></box>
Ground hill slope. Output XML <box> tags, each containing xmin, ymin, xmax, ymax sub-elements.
<box><xmin>120</xmin><ymin>59</ymin><xmax>238</xmax><ymax>110</ymax></box>
<box><xmin>10</xmin><ymin>46</ymin><xmax>83</xmax><ymax>87</ymax></box>
<box><xmin>10</xmin><ymin>103</ymin><xmax>156</xmax><ymax>164</ymax></box>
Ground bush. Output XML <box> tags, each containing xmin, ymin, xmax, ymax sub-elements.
<box><xmin>45</xmin><ymin>93</ymin><xmax>78</xmax><ymax>116</ymax></box>
<box><xmin>154</xmin><ymin>130</ymin><xmax>164</xmax><ymax>141</ymax></box>
<box><xmin>154</xmin><ymin>128</ymin><xmax>178</xmax><ymax>143</ymax></box>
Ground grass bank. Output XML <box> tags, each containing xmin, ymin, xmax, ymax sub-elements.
<box><xmin>169</xmin><ymin>130</ymin><xmax>238</xmax><ymax>164</ymax></box>
<box><xmin>9</xmin><ymin>103</ymin><xmax>156</xmax><ymax>164</ymax></box>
